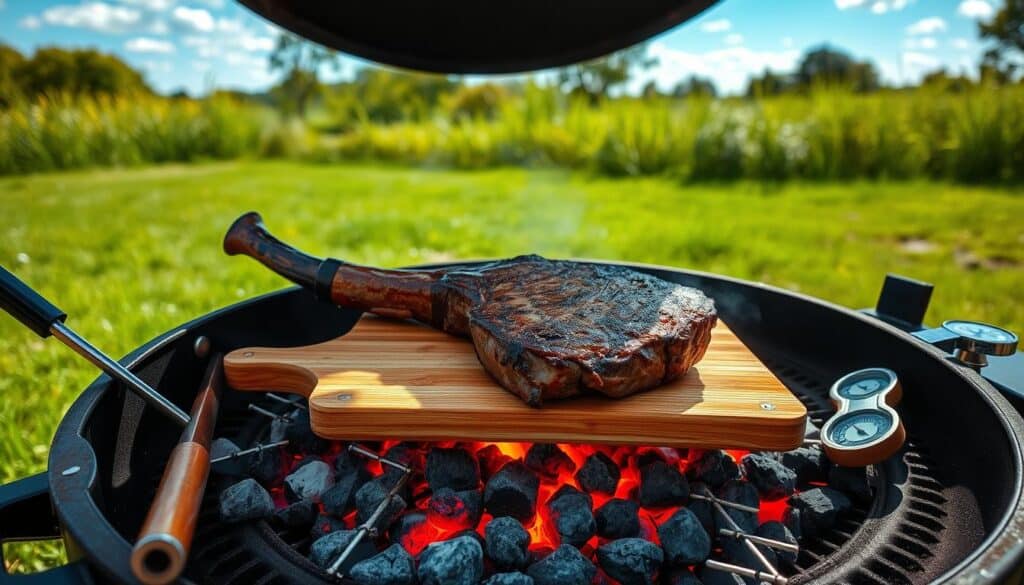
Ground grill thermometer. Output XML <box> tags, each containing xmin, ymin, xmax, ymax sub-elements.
<box><xmin>820</xmin><ymin>367</ymin><xmax>906</xmax><ymax>467</ymax></box>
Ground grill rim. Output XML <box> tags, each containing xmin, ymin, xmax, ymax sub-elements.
<box><xmin>39</xmin><ymin>261</ymin><xmax>1024</xmax><ymax>585</ymax></box>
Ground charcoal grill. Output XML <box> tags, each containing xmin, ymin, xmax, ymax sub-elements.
<box><xmin>2</xmin><ymin>263</ymin><xmax>1024</xmax><ymax>584</ymax></box>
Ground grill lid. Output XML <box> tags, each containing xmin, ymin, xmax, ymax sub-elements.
<box><xmin>236</xmin><ymin>0</ymin><xmax>718</xmax><ymax>74</ymax></box>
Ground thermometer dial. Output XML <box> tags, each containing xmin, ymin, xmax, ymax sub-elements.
<box><xmin>821</xmin><ymin>367</ymin><xmax>905</xmax><ymax>467</ymax></box>
<box><xmin>942</xmin><ymin>320</ymin><xmax>1019</xmax><ymax>356</ymax></box>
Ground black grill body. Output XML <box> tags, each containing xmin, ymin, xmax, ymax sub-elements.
<box><xmin>2</xmin><ymin>263</ymin><xmax>1023</xmax><ymax>584</ymax></box>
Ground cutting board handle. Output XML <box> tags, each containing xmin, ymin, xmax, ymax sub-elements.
<box><xmin>224</xmin><ymin>347</ymin><xmax>318</xmax><ymax>397</ymax></box>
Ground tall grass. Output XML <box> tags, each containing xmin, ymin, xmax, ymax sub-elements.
<box><xmin>3</xmin><ymin>85</ymin><xmax>1023</xmax><ymax>183</ymax></box>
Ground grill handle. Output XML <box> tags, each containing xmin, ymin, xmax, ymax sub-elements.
<box><xmin>0</xmin><ymin>474</ymin><xmax>92</xmax><ymax>584</ymax></box>
<box><xmin>0</xmin><ymin>266</ymin><xmax>66</xmax><ymax>338</ymax></box>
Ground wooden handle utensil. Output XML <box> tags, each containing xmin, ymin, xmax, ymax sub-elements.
<box><xmin>131</xmin><ymin>353</ymin><xmax>224</xmax><ymax>585</ymax></box>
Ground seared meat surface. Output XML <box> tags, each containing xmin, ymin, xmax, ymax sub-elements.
<box><xmin>224</xmin><ymin>213</ymin><xmax>717</xmax><ymax>406</ymax></box>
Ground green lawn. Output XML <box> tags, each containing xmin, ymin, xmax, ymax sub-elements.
<box><xmin>1</xmin><ymin>161</ymin><xmax>1022</xmax><ymax>493</ymax></box>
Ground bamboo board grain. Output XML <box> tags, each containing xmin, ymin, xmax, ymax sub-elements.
<box><xmin>224</xmin><ymin>317</ymin><xmax>807</xmax><ymax>450</ymax></box>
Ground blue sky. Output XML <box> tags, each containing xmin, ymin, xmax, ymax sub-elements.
<box><xmin>0</xmin><ymin>0</ymin><xmax>1001</xmax><ymax>95</ymax></box>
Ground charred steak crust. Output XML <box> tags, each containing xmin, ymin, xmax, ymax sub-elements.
<box><xmin>435</xmin><ymin>256</ymin><xmax>717</xmax><ymax>406</ymax></box>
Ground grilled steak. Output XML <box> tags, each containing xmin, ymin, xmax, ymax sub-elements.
<box><xmin>224</xmin><ymin>213</ymin><xmax>717</xmax><ymax>406</ymax></box>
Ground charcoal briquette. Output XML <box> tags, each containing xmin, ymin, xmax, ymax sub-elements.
<box><xmin>715</xmin><ymin>480</ymin><xmax>760</xmax><ymax>533</ymax></box>
<box><xmin>427</xmin><ymin>487</ymin><xmax>483</xmax><ymax>530</ymax></box>
<box><xmin>596</xmin><ymin>538</ymin><xmax>663</xmax><ymax>585</ymax></box>
<box><xmin>484</xmin><ymin>572</ymin><xmax>535</xmax><ymax>585</ymax></box>
<box><xmin>389</xmin><ymin>511</ymin><xmax>428</xmax><ymax>547</ymax></box>
<box><xmin>322</xmin><ymin>465</ymin><xmax>367</xmax><ymax>516</ymax></box>
<box><xmin>309</xmin><ymin>529</ymin><xmax>356</xmax><ymax>569</ymax></box>
<box><xmin>576</xmin><ymin>452</ymin><xmax>620</xmax><ymax>495</ymax></box>
<box><xmin>782</xmin><ymin>506</ymin><xmax>802</xmax><ymax>541</ymax></box>
<box><xmin>658</xmin><ymin>507</ymin><xmax>711</xmax><ymax>565</ymax></box>
<box><xmin>525</xmin><ymin>443</ymin><xmax>576</xmax><ymax>479</ymax></box>
<box><xmin>417</xmin><ymin>534</ymin><xmax>484</xmax><ymax>585</ymax></box>
<box><xmin>788</xmin><ymin>487</ymin><xmax>851</xmax><ymax>538</ymax></box>
<box><xmin>663</xmin><ymin>567</ymin><xmax>704</xmax><ymax>585</ymax></box>
<box><xmin>720</xmin><ymin>529</ymin><xmax>777</xmax><ymax>574</ymax></box>
<box><xmin>594</xmin><ymin>498</ymin><xmax>641</xmax><ymax>539</ymax></box>
<box><xmin>269</xmin><ymin>414</ymin><xmax>290</xmax><ymax>443</ymax></box>
<box><xmin>485</xmin><ymin>516</ymin><xmax>531</xmax><ymax>570</ymax></box>
<box><xmin>638</xmin><ymin>460</ymin><xmax>689</xmax><ymax>508</ymax></box>
<box><xmin>741</xmin><ymin>453</ymin><xmax>796</xmax><ymax>501</ymax></box>
<box><xmin>355</xmin><ymin>478</ymin><xmax>407</xmax><ymax>532</ymax></box>
<box><xmin>274</xmin><ymin>499</ymin><xmax>317</xmax><ymax>529</ymax></box>
<box><xmin>284</xmin><ymin>460</ymin><xmax>335</xmax><ymax>503</ymax></box>
<box><xmin>548</xmin><ymin>486</ymin><xmax>596</xmax><ymax>548</ymax></box>
<box><xmin>686</xmin><ymin>450</ymin><xmax>740</xmax><ymax>489</ymax></box>
<box><xmin>828</xmin><ymin>465</ymin><xmax>872</xmax><ymax>503</ymax></box>
<box><xmin>285</xmin><ymin>409</ymin><xmax>329</xmax><ymax>453</ymax></box>
<box><xmin>349</xmin><ymin>543</ymin><xmax>416</xmax><ymax>585</ymax></box>
<box><xmin>210</xmin><ymin>437</ymin><xmax>240</xmax><ymax>461</ymax></box>
<box><xmin>310</xmin><ymin>513</ymin><xmax>347</xmax><ymax>538</ymax></box>
<box><xmin>292</xmin><ymin>454</ymin><xmax>324</xmax><ymax>470</ymax></box>
<box><xmin>426</xmin><ymin>447</ymin><xmax>480</xmax><ymax>491</ymax></box>
<box><xmin>526</xmin><ymin>544</ymin><xmax>597</xmax><ymax>585</ymax></box>
<box><xmin>686</xmin><ymin>483</ymin><xmax>716</xmax><ymax>535</ymax></box>
<box><xmin>248</xmin><ymin>447</ymin><xmax>281</xmax><ymax>484</ymax></box>
<box><xmin>756</xmin><ymin>520</ymin><xmax>798</xmax><ymax>564</ymax></box>
<box><xmin>219</xmin><ymin>478</ymin><xmax>274</xmax><ymax>523</ymax></box>
<box><xmin>484</xmin><ymin>461</ymin><xmax>540</xmax><ymax>522</ymax></box>
<box><xmin>477</xmin><ymin>444</ymin><xmax>513</xmax><ymax>481</ymax></box>
<box><xmin>779</xmin><ymin>445</ymin><xmax>830</xmax><ymax>485</ymax></box>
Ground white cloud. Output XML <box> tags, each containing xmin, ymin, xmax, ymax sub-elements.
<box><xmin>957</xmin><ymin>0</ymin><xmax>994</xmax><ymax>19</ymax></box>
<box><xmin>906</xmin><ymin>17</ymin><xmax>946</xmax><ymax>35</ymax></box>
<box><xmin>637</xmin><ymin>42</ymin><xmax>801</xmax><ymax>95</ymax></box>
<box><xmin>837</xmin><ymin>0</ymin><xmax>911</xmax><ymax>12</ymax></box>
<box><xmin>117</xmin><ymin>0</ymin><xmax>175</xmax><ymax>11</ymax></box>
<box><xmin>724</xmin><ymin>33</ymin><xmax>744</xmax><ymax>46</ymax></box>
<box><xmin>835</xmin><ymin>0</ymin><xmax>868</xmax><ymax>8</ymax></box>
<box><xmin>904</xmin><ymin>36</ymin><xmax>938</xmax><ymax>50</ymax></box>
<box><xmin>125</xmin><ymin>36</ymin><xmax>175</xmax><ymax>53</ymax></box>
<box><xmin>193</xmin><ymin>0</ymin><xmax>225</xmax><ymax>8</ymax></box>
<box><xmin>19</xmin><ymin>15</ymin><xmax>42</xmax><ymax>29</ymax></box>
<box><xmin>700</xmin><ymin>19</ymin><xmax>731</xmax><ymax>33</ymax></box>
<box><xmin>871</xmin><ymin>2</ymin><xmax>888</xmax><ymax>14</ymax></box>
<box><xmin>41</xmin><ymin>2</ymin><xmax>142</xmax><ymax>33</ymax></box>
<box><xmin>172</xmin><ymin>6</ymin><xmax>213</xmax><ymax>32</ymax></box>
<box><xmin>903</xmin><ymin>51</ymin><xmax>941</xmax><ymax>76</ymax></box>
<box><xmin>951</xmin><ymin>38</ymin><xmax>971</xmax><ymax>50</ymax></box>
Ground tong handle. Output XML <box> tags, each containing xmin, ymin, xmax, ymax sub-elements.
<box><xmin>0</xmin><ymin>265</ymin><xmax>66</xmax><ymax>338</ymax></box>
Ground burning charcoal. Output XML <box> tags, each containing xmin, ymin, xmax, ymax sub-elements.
<box><xmin>485</xmin><ymin>516</ymin><xmax>531</xmax><ymax>571</ymax></box>
<box><xmin>270</xmin><ymin>414</ymin><xmax>290</xmax><ymax>443</ymax></box>
<box><xmin>658</xmin><ymin>507</ymin><xmax>711</xmax><ymax>565</ymax></box>
<box><xmin>322</xmin><ymin>465</ymin><xmax>368</xmax><ymax>516</ymax></box>
<box><xmin>219</xmin><ymin>478</ymin><xmax>274</xmax><ymax>523</ymax></box>
<box><xmin>779</xmin><ymin>445</ymin><xmax>830</xmax><ymax>485</ymax></box>
<box><xmin>310</xmin><ymin>513</ymin><xmax>347</xmax><ymax>538</ymax></box>
<box><xmin>417</xmin><ymin>534</ymin><xmax>484</xmax><ymax>585</ymax></box>
<box><xmin>594</xmin><ymin>498</ymin><xmax>641</xmax><ymax>539</ymax></box>
<box><xmin>741</xmin><ymin>453</ymin><xmax>796</xmax><ymax>501</ymax></box>
<box><xmin>525</xmin><ymin>443</ymin><xmax>576</xmax><ymax>479</ymax></box>
<box><xmin>638</xmin><ymin>461</ymin><xmax>689</xmax><ymax>508</ymax></box>
<box><xmin>477</xmin><ymin>444</ymin><xmax>513</xmax><ymax>481</ymax></box>
<box><xmin>526</xmin><ymin>544</ymin><xmax>597</xmax><ymax>585</ymax></box>
<box><xmin>210</xmin><ymin>437</ymin><xmax>240</xmax><ymax>461</ymax></box>
<box><xmin>715</xmin><ymin>480</ymin><xmax>760</xmax><ymax>533</ymax></box>
<box><xmin>355</xmin><ymin>478</ymin><xmax>407</xmax><ymax>532</ymax></box>
<box><xmin>686</xmin><ymin>483</ymin><xmax>716</xmax><ymax>535</ymax></box>
<box><xmin>756</xmin><ymin>521</ymin><xmax>798</xmax><ymax>564</ymax></box>
<box><xmin>596</xmin><ymin>538</ymin><xmax>663</xmax><ymax>585</ymax></box>
<box><xmin>485</xmin><ymin>461</ymin><xmax>540</xmax><ymax>522</ymax></box>
<box><xmin>309</xmin><ymin>529</ymin><xmax>356</xmax><ymax>569</ymax></box>
<box><xmin>828</xmin><ymin>465</ymin><xmax>872</xmax><ymax>503</ymax></box>
<box><xmin>789</xmin><ymin>487</ymin><xmax>851</xmax><ymax>539</ymax></box>
<box><xmin>285</xmin><ymin>409</ymin><xmax>329</xmax><ymax>454</ymax></box>
<box><xmin>663</xmin><ymin>567</ymin><xmax>703</xmax><ymax>585</ymax></box>
<box><xmin>576</xmin><ymin>452</ymin><xmax>620</xmax><ymax>495</ymax></box>
<box><xmin>548</xmin><ymin>486</ymin><xmax>596</xmax><ymax>548</ymax></box>
<box><xmin>349</xmin><ymin>543</ymin><xmax>416</xmax><ymax>585</ymax></box>
<box><xmin>485</xmin><ymin>572</ymin><xmax>535</xmax><ymax>585</ymax></box>
<box><xmin>686</xmin><ymin>450</ymin><xmax>740</xmax><ymax>489</ymax></box>
<box><xmin>720</xmin><ymin>529</ymin><xmax>777</xmax><ymax>574</ymax></box>
<box><xmin>389</xmin><ymin>511</ymin><xmax>428</xmax><ymax>546</ymax></box>
<box><xmin>426</xmin><ymin>447</ymin><xmax>480</xmax><ymax>491</ymax></box>
<box><xmin>698</xmin><ymin>566</ymin><xmax>745</xmax><ymax>585</ymax></box>
<box><xmin>782</xmin><ymin>507</ymin><xmax>802</xmax><ymax>541</ymax></box>
<box><xmin>248</xmin><ymin>448</ymin><xmax>280</xmax><ymax>484</ymax></box>
<box><xmin>274</xmin><ymin>499</ymin><xmax>317</xmax><ymax>529</ymax></box>
<box><xmin>384</xmin><ymin>443</ymin><xmax>423</xmax><ymax>479</ymax></box>
<box><xmin>292</xmin><ymin>454</ymin><xmax>324</xmax><ymax>471</ymax></box>
<box><xmin>284</xmin><ymin>460</ymin><xmax>335</xmax><ymax>503</ymax></box>
<box><xmin>428</xmin><ymin>487</ymin><xmax>483</xmax><ymax>531</ymax></box>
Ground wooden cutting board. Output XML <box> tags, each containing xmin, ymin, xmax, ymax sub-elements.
<box><xmin>224</xmin><ymin>317</ymin><xmax>806</xmax><ymax>451</ymax></box>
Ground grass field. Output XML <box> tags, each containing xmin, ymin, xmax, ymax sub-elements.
<box><xmin>1</xmin><ymin>161</ymin><xmax>1022</xmax><ymax>570</ymax></box>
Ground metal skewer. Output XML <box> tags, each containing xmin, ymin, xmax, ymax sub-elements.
<box><xmin>210</xmin><ymin>440</ymin><xmax>290</xmax><ymax>464</ymax></box>
<box><xmin>247</xmin><ymin>403</ymin><xmax>293</xmax><ymax>422</ymax></box>
<box><xmin>719</xmin><ymin>528</ymin><xmax>800</xmax><ymax>555</ymax></box>
<box><xmin>701</xmin><ymin>486</ymin><xmax>781</xmax><ymax>580</ymax></box>
<box><xmin>691</xmin><ymin>492</ymin><xmax>761</xmax><ymax>514</ymax></box>
<box><xmin>705</xmin><ymin>559</ymin><xmax>789</xmax><ymax>585</ymax></box>
<box><xmin>266</xmin><ymin>393</ymin><xmax>308</xmax><ymax>410</ymax></box>
<box><xmin>326</xmin><ymin>446</ymin><xmax>413</xmax><ymax>578</ymax></box>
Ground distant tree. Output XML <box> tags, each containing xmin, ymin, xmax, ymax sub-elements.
<box><xmin>746</xmin><ymin>69</ymin><xmax>794</xmax><ymax>97</ymax></box>
<box><xmin>269</xmin><ymin>33</ymin><xmax>341</xmax><ymax>118</ymax></box>
<box><xmin>920</xmin><ymin>68</ymin><xmax>974</xmax><ymax>92</ymax></box>
<box><xmin>641</xmin><ymin>80</ymin><xmax>662</xmax><ymax>99</ymax></box>
<box><xmin>445</xmin><ymin>82</ymin><xmax>509</xmax><ymax>121</ymax></box>
<box><xmin>334</xmin><ymin>68</ymin><xmax>456</xmax><ymax>124</ymax></box>
<box><xmin>979</xmin><ymin>1</ymin><xmax>1024</xmax><ymax>79</ymax></box>
<box><xmin>558</xmin><ymin>43</ymin><xmax>657</xmax><ymax>104</ymax></box>
<box><xmin>671</xmin><ymin>75</ymin><xmax>717</xmax><ymax>98</ymax></box>
<box><xmin>796</xmin><ymin>46</ymin><xmax>880</xmax><ymax>92</ymax></box>
<box><xmin>9</xmin><ymin>46</ymin><xmax>149</xmax><ymax>98</ymax></box>
<box><xmin>0</xmin><ymin>44</ymin><xmax>26</xmax><ymax>107</ymax></box>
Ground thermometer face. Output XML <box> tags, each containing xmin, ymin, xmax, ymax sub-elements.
<box><xmin>828</xmin><ymin>411</ymin><xmax>894</xmax><ymax>447</ymax></box>
<box><xmin>837</xmin><ymin>371</ymin><xmax>892</xmax><ymax>399</ymax></box>
<box><xmin>943</xmin><ymin>320</ymin><xmax>1018</xmax><ymax>344</ymax></box>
